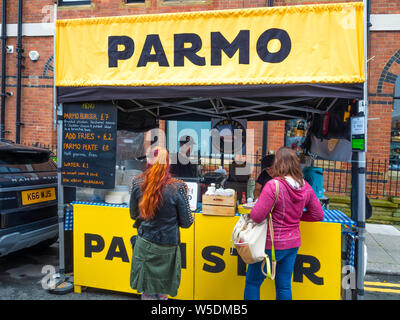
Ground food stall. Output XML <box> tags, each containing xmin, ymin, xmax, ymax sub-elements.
<box><xmin>55</xmin><ymin>2</ymin><xmax>367</xmax><ymax>300</ymax></box>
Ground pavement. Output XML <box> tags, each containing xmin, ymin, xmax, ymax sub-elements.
<box><xmin>365</xmin><ymin>223</ymin><xmax>400</xmax><ymax>276</ymax></box>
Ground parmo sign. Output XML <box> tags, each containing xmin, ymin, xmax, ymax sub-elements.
<box><xmin>108</xmin><ymin>29</ymin><xmax>291</xmax><ymax>68</ymax></box>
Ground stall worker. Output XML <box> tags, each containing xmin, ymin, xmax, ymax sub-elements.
<box><xmin>253</xmin><ymin>154</ymin><xmax>275</xmax><ymax>199</ymax></box>
<box><xmin>170</xmin><ymin>135</ymin><xmax>198</xmax><ymax>178</ymax></box>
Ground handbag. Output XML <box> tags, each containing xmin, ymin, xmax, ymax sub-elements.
<box><xmin>231</xmin><ymin>179</ymin><xmax>279</xmax><ymax>280</ymax></box>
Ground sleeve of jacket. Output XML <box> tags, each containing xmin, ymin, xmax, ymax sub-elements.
<box><xmin>176</xmin><ymin>183</ymin><xmax>194</xmax><ymax>229</ymax></box>
<box><xmin>301</xmin><ymin>184</ymin><xmax>324</xmax><ymax>222</ymax></box>
<box><xmin>129</xmin><ymin>178</ymin><xmax>143</xmax><ymax>227</ymax></box>
<box><xmin>250</xmin><ymin>179</ymin><xmax>277</xmax><ymax>223</ymax></box>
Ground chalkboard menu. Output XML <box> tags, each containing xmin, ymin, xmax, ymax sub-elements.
<box><xmin>62</xmin><ymin>102</ymin><xmax>117</xmax><ymax>189</ymax></box>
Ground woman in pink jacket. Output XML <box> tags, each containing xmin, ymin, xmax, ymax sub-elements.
<box><xmin>244</xmin><ymin>147</ymin><xmax>324</xmax><ymax>300</ymax></box>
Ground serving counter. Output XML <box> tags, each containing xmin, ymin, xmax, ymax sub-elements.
<box><xmin>68</xmin><ymin>202</ymin><xmax>355</xmax><ymax>300</ymax></box>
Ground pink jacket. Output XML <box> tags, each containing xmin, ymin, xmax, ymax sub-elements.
<box><xmin>250</xmin><ymin>177</ymin><xmax>324</xmax><ymax>250</ymax></box>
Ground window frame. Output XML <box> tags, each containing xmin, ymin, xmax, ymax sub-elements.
<box><xmin>58</xmin><ymin>0</ymin><xmax>91</xmax><ymax>6</ymax></box>
<box><xmin>159</xmin><ymin>0</ymin><xmax>210</xmax><ymax>6</ymax></box>
<box><xmin>390</xmin><ymin>75</ymin><xmax>400</xmax><ymax>163</ymax></box>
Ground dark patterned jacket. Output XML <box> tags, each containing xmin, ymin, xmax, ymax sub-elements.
<box><xmin>129</xmin><ymin>177</ymin><xmax>193</xmax><ymax>245</ymax></box>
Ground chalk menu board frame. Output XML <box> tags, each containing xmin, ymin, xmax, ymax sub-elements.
<box><xmin>61</xmin><ymin>102</ymin><xmax>117</xmax><ymax>189</ymax></box>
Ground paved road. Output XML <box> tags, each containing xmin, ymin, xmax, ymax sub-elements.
<box><xmin>364</xmin><ymin>273</ymin><xmax>400</xmax><ymax>300</ymax></box>
<box><xmin>0</xmin><ymin>242</ymin><xmax>137</xmax><ymax>300</ymax></box>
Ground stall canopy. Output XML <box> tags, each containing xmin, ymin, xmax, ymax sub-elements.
<box><xmin>56</xmin><ymin>2</ymin><xmax>364</xmax><ymax>126</ymax></box>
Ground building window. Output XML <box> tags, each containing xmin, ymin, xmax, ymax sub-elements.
<box><xmin>126</xmin><ymin>0</ymin><xmax>145</xmax><ymax>3</ymax></box>
<box><xmin>163</xmin><ymin>0</ymin><xmax>205</xmax><ymax>2</ymax></box>
<box><xmin>284</xmin><ymin>119</ymin><xmax>306</xmax><ymax>153</ymax></box>
<box><xmin>59</xmin><ymin>0</ymin><xmax>91</xmax><ymax>6</ymax></box>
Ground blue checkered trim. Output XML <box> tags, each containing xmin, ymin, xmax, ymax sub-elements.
<box><xmin>64</xmin><ymin>206</ymin><xmax>73</xmax><ymax>231</ymax></box>
<box><xmin>323</xmin><ymin>209</ymin><xmax>355</xmax><ymax>226</ymax></box>
<box><xmin>343</xmin><ymin>231</ymin><xmax>356</xmax><ymax>268</ymax></box>
<box><xmin>323</xmin><ymin>209</ymin><xmax>356</xmax><ymax>267</ymax></box>
<box><xmin>71</xmin><ymin>201</ymin><xmax>129</xmax><ymax>208</ymax></box>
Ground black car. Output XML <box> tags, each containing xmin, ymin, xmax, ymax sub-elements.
<box><xmin>0</xmin><ymin>142</ymin><xmax>58</xmax><ymax>257</ymax></box>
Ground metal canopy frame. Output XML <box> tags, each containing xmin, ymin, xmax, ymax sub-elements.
<box><xmin>113</xmin><ymin>96</ymin><xmax>330</xmax><ymax>123</ymax></box>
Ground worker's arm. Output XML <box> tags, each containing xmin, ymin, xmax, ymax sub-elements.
<box><xmin>253</xmin><ymin>182</ymin><xmax>263</xmax><ymax>200</ymax></box>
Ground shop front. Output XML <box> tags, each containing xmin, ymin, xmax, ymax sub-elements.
<box><xmin>55</xmin><ymin>2</ymin><xmax>366</xmax><ymax>300</ymax></box>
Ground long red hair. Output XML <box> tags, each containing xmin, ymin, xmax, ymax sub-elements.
<box><xmin>138</xmin><ymin>146</ymin><xmax>172</xmax><ymax>221</ymax></box>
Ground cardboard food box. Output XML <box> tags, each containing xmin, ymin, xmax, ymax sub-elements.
<box><xmin>202</xmin><ymin>192</ymin><xmax>237</xmax><ymax>216</ymax></box>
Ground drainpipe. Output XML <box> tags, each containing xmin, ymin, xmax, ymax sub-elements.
<box><xmin>1</xmin><ymin>0</ymin><xmax>7</xmax><ymax>141</ymax></box>
<box><xmin>15</xmin><ymin>0</ymin><xmax>23</xmax><ymax>144</ymax></box>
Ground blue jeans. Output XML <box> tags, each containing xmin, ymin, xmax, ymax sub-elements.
<box><xmin>244</xmin><ymin>247</ymin><xmax>299</xmax><ymax>300</ymax></box>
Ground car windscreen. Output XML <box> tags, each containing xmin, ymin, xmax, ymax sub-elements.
<box><xmin>0</xmin><ymin>150</ymin><xmax>55</xmax><ymax>173</ymax></box>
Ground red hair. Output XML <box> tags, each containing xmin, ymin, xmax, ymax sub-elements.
<box><xmin>138</xmin><ymin>146</ymin><xmax>172</xmax><ymax>221</ymax></box>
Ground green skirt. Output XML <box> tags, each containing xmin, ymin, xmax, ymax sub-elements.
<box><xmin>130</xmin><ymin>236</ymin><xmax>181</xmax><ymax>297</ymax></box>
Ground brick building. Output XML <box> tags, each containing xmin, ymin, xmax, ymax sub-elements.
<box><xmin>0</xmin><ymin>0</ymin><xmax>399</xmax><ymax>170</ymax></box>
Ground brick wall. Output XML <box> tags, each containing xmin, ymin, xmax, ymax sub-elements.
<box><xmin>367</xmin><ymin>30</ymin><xmax>400</xmax><ymax>161</ymax></box>
<box><xmin>1</xmin><ymin>34</ymin><xmax>55</xmax><ymax>145</ymax></box>
<box><xmin>371</xmin><ymin>0</ymin><xmax>400</xmax><ymax>14</ymax></box>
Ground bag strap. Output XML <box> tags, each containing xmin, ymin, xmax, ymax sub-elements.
<box><xmin>263</xmin><ymin>179</ymin><xmax>279</xmax><ymax>280</ymax></box>
<box><xmin>269</xmin><ymin>179</ymin><xmax>279</xmax><ymax>254</ymax></box>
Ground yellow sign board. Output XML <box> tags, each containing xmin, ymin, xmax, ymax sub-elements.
<box><xmin>194</xmin><ymin>214</ymin><xmax>341</xmax><ymax>300</ymax></box>
<box><xmin>56</xmin><ymin>2</ymin><xmax>364</xmax><ymax>87</ymax></box>
<box><xmin>73</xmin><ymin>204</ymin><xmax>341</xmax><ymax>300</ymax></box>
<box><xmin>72</xmin><ymin>204</ymin><xmax>194</xmax><ymax>300</ymax></box>
<box><xmin>21</xmin><ymin>187</ymin><xmax>56</xmax><ymax>206</ymax></box>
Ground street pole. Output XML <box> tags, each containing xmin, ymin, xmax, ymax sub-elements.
<box><xmin>48</xmin><ymin>2</ymin><xmax>73</xmax><ymax>294</ymax></box>
<box><xmin>53</xmin><ymin>1</ymin><xmax>65</xmax><ymax>277</ymax></box>
<box><xmin>355</xmin><ymin>0</ymin><xmax>369</xmax><ymax>300</ymax></box>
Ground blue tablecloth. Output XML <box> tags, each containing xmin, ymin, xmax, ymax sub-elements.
<box><xmin>323</xmin><ymin>209</ymin><xmax>355</xmax><ymax>227</ymax></box>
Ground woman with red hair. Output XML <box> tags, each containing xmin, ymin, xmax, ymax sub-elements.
<box><xmin>129</xmin><ymin>146</ymin><xmax>193</xmax><ymax>300</ymax></box>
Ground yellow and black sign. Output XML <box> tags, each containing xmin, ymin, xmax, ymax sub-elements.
<box><xmin>21</xmin><ymin>187</ymin><xmax>56</xmax><ymax>206</ymax></box>
<box><xmin>61</xmin><ymin>102</ymin><xmax>117</xmax><ymax>189</ymax></box>
<box><xmin>73</xmin><ymin>204</ymin><xmax>341</xmax><ymax>300</ymax></box>
<box><xmin>56</xmin><ymin>2</ymin><xmax>364</xmax><ymax>88</ymax></box>
<box><xmin>73</xmin><ymin>204</ymin><xmax>194</xmax><ymax>300</ymax></box>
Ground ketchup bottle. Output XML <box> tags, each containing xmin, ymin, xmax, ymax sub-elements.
<box><xmin>241</xmin><ymin>192</ymin><xmax>246</xmax><ymax>204</ymax></box>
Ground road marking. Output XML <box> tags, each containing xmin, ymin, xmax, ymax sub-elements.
<box><xmin>364</xmin><ymin>281</ymin><xmax>400</xmax><ymax>294</ymax></box>
<box><xmin>364</xmin><ymin>286</ymin><xmax>400</xmax><ymax>294</ymax></box>
<box><xmin>364</xmin><ymin>281</ymin><xmax>400</xmax><ymax>288</ymax></box>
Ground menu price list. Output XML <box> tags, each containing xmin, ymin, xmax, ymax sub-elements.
<box><xmin>62</xmin><ymin>102</ymin><xmax>117</xmax><ymax>189</ymax></box>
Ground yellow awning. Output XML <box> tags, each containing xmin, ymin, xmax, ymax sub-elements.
<box><xmin>56</xmin><ymin>2</ymin><xmax>364</xmax><ymax>87</ymax></box>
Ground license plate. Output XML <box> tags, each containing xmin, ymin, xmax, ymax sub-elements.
<box><xmin>21</xmin><ymin>188</ymin><xmax>56</xmax><ymax>206</ymax></box>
